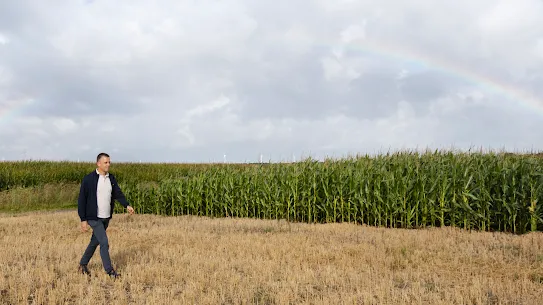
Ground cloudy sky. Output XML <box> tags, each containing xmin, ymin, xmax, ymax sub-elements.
<box><xmin>1</xmin><ymin>0</ymin><xmax>542</xmax><ymax>162</ymax></box>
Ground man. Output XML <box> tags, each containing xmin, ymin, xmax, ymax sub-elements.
<box><xmin>77</xmin><ymin>152</ymin><xmax>135</xmax><ymax>279</ymax></box>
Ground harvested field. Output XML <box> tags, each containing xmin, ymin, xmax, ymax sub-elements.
<box><xmin>1</xmin><ymin>210</ymin><xmax>542</xmax><ymax>304</ymax></box>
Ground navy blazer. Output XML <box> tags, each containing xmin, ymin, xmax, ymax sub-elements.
<box><xmin>77</xmin><ymin>170</ymin><xmax>130</xmax><ymax>221</ymax></box>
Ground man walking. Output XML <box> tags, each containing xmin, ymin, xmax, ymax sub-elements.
<box><xmin>77</xmin><ymin>152</ymin><xmax>135</xmax><ymax>279</ymax></box>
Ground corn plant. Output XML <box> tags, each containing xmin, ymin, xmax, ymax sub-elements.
<box><xmin>111</xmin><ymin>151</ymin><xmax>543</xmax><ymax>233</ymax></box>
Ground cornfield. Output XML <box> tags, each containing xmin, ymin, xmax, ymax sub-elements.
<box><xmin>1</xmin><ymin>150</ymin><xmax>543</xmax><ymax>233</ymax></box>
<box><xmin>114</xmin><ymin>151</ymin><xmax>543</xmax><ymax>234</ymax></box>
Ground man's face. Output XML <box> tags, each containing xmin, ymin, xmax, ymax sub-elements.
<box><xmin>97</xmin><ymin>156</ymin><xmax>111</xmax><ymax>173</ymax></box>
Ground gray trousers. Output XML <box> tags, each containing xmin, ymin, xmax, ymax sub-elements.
<box><xmin>80</xmin><ymin>218</ymin><xmax>113</xmax><ymax>272</ymax></box>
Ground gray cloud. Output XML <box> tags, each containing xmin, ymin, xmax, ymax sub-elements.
<box><xmin>1</xmin><ymin>0</ymin><xmax>543</xmax><ymax>162</ymax></box>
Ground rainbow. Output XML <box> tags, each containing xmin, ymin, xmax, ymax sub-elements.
<box><xmin>0</xmin><ymin>98</ymin><xmax>35</xmax><ymax>125</ymax></box>
<box><xmin>318</xmin><ymin>37</ymin><xmax>543</xmax><ymax>115</ymax></box>
<box><xmin>1</xmin><ymin>39</ymin><xmax>542</xmax><ymax>122</ymax></box>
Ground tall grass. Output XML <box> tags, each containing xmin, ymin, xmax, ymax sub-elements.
<box><xmin>115</xmin><ymin>151</ymin><xmax>543</xmax><ymax>233</ymax></box>
<box><xmin>0</xmin><ymin>183</ymin><xmax>80</xmax><ymax>212</ymax></box>
<box><xmin>0</xmin><ymin>161</ymin><xmax>255</xmax><ymax>190</ymax></box>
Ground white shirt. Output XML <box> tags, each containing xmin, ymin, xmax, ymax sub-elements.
<box><xmin>96</xmin><ymin>169</ymin><xmax>112</xmax><ymax>218</ymax></box>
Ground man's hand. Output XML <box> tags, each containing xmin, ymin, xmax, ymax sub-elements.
<box><xmin>127</xmin><ymin>206</ymin><xmax>135</xmax><ymax>215</ymax></box>
<box><xmin>81</xmin><ymin>221</ymin><xmax>88</xmax><ymax>232</ymax></box>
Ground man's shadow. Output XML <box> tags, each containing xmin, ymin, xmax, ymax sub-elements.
<box><xmin>111</xmin><ymin>242</ymin><xmax>153</xmax><ymax>270</ymax></box>
<box><xmin>109</xmin><ymin>234</ymin><xmax>154</xmax><ymax>270</ymax></box>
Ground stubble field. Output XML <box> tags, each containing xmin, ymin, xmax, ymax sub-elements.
<box><xmin>1</xmin><ymin>210</ymin><xmax>542</xmax><ymax>304</ymax></box>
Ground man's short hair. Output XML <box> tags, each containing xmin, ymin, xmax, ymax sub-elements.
<box><xmin>97</xmin><ymin>153</ymin><xmax>110</xmax><ymax>162</ymax></box>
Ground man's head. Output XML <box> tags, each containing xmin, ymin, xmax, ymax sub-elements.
<box><xmin>96</xmin><ymin>152</ymin><xmax>111</xmax><ymax>174</ymax></box>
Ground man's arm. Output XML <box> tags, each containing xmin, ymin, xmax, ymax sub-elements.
<box><xmin>111</xmin><ymin>177</ymin><xmax>130</xmax><ymax>208</ymax></box>
<box><xmin>77</xmin><ymin>178</ymin><xmax>87</xmax><ymax>221</ymax></box>
<box><xmin>111</xmin><ymin>175</ymin><xmax>134</xmax><ymax>215</ymax></box>
<box><xmin>112</xmin><ymin>184</ymin><xmax>129</xmax><ymax>208</ymax></box>
<box><xmin>112</xmin><ymin>181</ymin><xmax>135</xmax><ymax>215</ymax></box>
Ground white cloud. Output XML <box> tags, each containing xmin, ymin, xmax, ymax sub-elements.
<box><xmin>0</xmin><ymin>33</ymin><xmax>7</xmax><ymax>45</ymax></box>
<box><xmin>478</xmin><ymin>1</ymin><xmax>543</xmax><ymax>35</ymax></box>
<box><xmin>174</xmin><ymin>95</ymin><xmax>232</xmax><ymax>147</ymax></box>
<box><xmin>53</xmin><ymin>117</ymin><xmax>77</xmax><ymax>133</ymax></box>
<box><xmin>186</xmin><ymin>95</ymin><xmax>230</xmax><ymax>118</ymax></box>
<box><xmin>340</xmin><ymin>23</ymin><xmax>367</xmax><ymax>44</ymax></box>
<box><xmin>321</xmin><ymin>56</ymin><xmax>361</xmax><ymax>82</ymax></box>
<box><xmin>0</xmin><ymin>66</ymin><xmax>10</xmax><ymax>83</ymax></box>
<box><xmin>0</xmin><ymin>0</ymin><xmax>542</xmax><ymax>161</ymax></box>
<box><xmin>535</xmin><ymin>39</ymin><xmax>543</xmax><ymax>60</ymax></box>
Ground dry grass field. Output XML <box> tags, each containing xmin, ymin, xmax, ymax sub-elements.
<box><xmin>1</xmin><ymin>210</ymin><xmax>542</xmax><ymax>304</ymax></box>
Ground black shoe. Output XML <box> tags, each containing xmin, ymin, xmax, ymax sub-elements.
<box><xmin>78</xmin><ymin>264</ymin><xmax>91</xmax><ymax>276</ymax></box>
<box><xmin>107</xmin><ymin>269</ymin><xmax>120</xmax><ymax>279</ymax></box>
